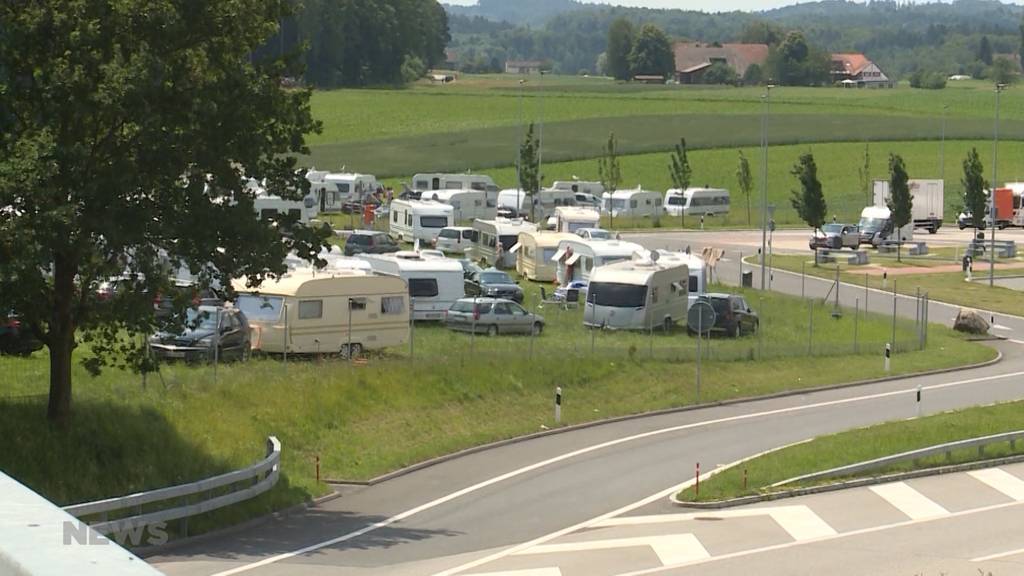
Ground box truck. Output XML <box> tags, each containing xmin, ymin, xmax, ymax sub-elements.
<box><xmin>872</xmin><ymin>179</ymin><xmax>944</xmax><ymax>234</ymax></box>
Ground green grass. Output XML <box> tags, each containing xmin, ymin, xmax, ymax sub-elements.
<box><xmin>677</xmin><ymin>399</ymin><xmax>1024</xmax><ymax>503</ymax></box>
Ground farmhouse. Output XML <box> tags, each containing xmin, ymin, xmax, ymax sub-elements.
<box><xmin>830</xmin><ymin>53</ymin><xmax>892</xmax><ymax>88</ymax></box>
<box><xmin>505</xmin><ymin>60</ymin><xmax>544</xmax><ymax>74</ymax></box>
<box><xmin>673</xmin><ymin>42</ymin><xmax>769</xmax><ymax>84</ymax></box>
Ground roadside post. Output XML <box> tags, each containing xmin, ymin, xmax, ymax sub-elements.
<box><xmin>891</xmin><ymin>280</ymin><xmax>897</xmax><ymax>355</ymax></box>
<box><xmin>865</xmin><ymin>273</ymin><xmax>869</xmax><ymax>319</ymax></box>
<box><xmin>347</xmin><ymin>298</ymin><xmax>354</xmax><ymax>366</ymax></box>
<box><xmin>410</xmin><ymin>297</ymin><xmax>415</xmax><ymax>362</ymax></box>
<box><xmin>885</xmin><ymin>342</ymin><xmax>891</xmax><ymax>372</ymax></box>
<box><xmin>213</xmin><ymin>308</ymin><xmax>221</xmax><ymax>385</ymax></box>
<box><xmin>854</xmin><ymin>298</ymin><xmax>859</xmax><ymax>354</ymax></box>
<box><xmin>283</xmin><ymin>303</ymin><xmax>289</xmax><ymax>368</ymax></box>
<box><xmin>807</xmin><ymin>299</ymin><xmax>814</xmax><ymax>356</ymax></box>
<box><xmin>688</xmin><ymin>301</ymin><xmax>715</xmax><ymax>403</ymax></box>
<box><xmin>695</xmin><ymin>462</ymin><xmax>701</xmax><ymax>497</ymax></box>
<box><xmin>916</xmin><ymin>384</ymin><xmax>922</xmax><ymax>417</ymax></box>
<box><xmin>882</xmin><ymin>269</ymin><xmax>888</xmax><ymax>289</ymax></box>
<box><xmin>555</xmin><ymin>386</ymin><xmax>562</xmax><ymax>424</ymax></box>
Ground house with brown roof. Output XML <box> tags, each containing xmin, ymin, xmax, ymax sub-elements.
<box><xmin>830</xmin><ymin>53</ymin><xmax>892</xmax><ymax>88</ymax></box>
<box><xmin>505</xmin><ymin>60</ymin><xmax>544</xmax><ymax>75</ymax></box>
<box><xmin>673</xmin><ymin>42</ymin><xmax>769</xmax><ymax>84</ymax></box>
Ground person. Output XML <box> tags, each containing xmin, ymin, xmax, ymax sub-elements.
<box><xmin>832</xmin><ymin>214</ymin><xmax>837</xmax><ymax>223</ymax></box>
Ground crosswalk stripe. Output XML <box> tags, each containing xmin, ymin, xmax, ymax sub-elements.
<box><xmin>870</xmin><ymin>482</ymin><xmax>948</xmax><ymax>520</ymax></box>
<box><xmin>969</xmin><ymin>468</ymin><xmax>1024</xmax><ymax>501</ymax></box>
<box><xmin>465</xmin><ymin>569</ymin><xmax>563</xmax><ymax>576</ymax></box>
<box><xmin>768</xmin><ymin>506</ymin><xmax>838</xmax><ymax>541</ymax></box>
<box><xmin>517</xmin><ymin>534</ymin><xmax>710</xmax><ymax>566</ymax></box>
<box><xmin>596</xmin><ymin>505</ymin><xmax>835</xmax><ymax>541</ymax></box>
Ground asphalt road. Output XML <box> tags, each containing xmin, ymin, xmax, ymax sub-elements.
<box><xmin>149</xmin><ymin>229</ymin><xmax>1024</xmax><ymax>576</ymax></box>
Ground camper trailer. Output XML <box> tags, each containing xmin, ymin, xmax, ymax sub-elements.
<box><xmin>603</xmin><ymin>188</ymin><xmax>664</xmax><ymax>218</ymax></box>
<box><xmin>553</xmin><ymin>206</ymin><xmax>601</xmax><ymax>234</ymax></box>
<box><xmin>423</xmin><ymin>189</ymin><xmax>494</xmax><ymax>221</ymax></box>
<box><xmin>284</xmin><ymin>246</ymin><xmax>374</xmax><ymax>273</ymax></box>
<box><xmin>583</xmin><ymin>252</ymin><xmax>690</xmax><ymax>331</ymax></box>
<box><xmin>551</xmin><ymin>180</ymin><xmax>604</xmax><ymax>208</ymax></box>
<box><xmin>389</xmin><ymin>199</ymin><xmax>455</xmax><ymax>244</ymax></box>
<box><xmin>664</xmin><ymin>188</ymin><xmax>730</xmax><ymax>217</ymax></box>
<box><xmin>359</xmin><ymin>252</ymin><xmax>465</xmax><ymax>321</ymax></box>
<box><xmin>253</xmin><ymin>191</ymin><xmax>319</xmax><ymax>225</ymax></box>
<box><xmin>473</xmin><ymin>219</ymin><xmax>537</xmax><ymax>268</ymax></box>
<box><xmin>552</xmin><ymin>238</ymin><xmax>646</xmax><ymax>286</ymax></box>
<box><xmin>412</xmin><ymin>173</ymin><xmax>499</xmax><ymax>194</ymax></box>
<box><xmin>652</xmin><ymin>250</ymin><xmax>707</xmax><ymax>309</ymax></box>
<box><xmin>496</xmin><ymin>189</ymin><xmax>577</xmax><ymax>220</ymax></box>
<box><xmin>308</xmin><ymin>172</ymin><xmax>380</xmax><ymax>213</ymax></box>
<box><xmin>512</xmin><ymin>231</ymin><xmax>577</xmax><ymax>282</ymax></box>
<box><xmin>233</xmin><ymin>270</ymin><xmax>409</xmax><ymax>357</ymax></box>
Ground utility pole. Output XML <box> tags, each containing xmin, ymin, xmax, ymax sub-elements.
<box><xmin>759</xmin><ymin>84</ymin><xmax>774</xmax><ymax>290</ymax></box>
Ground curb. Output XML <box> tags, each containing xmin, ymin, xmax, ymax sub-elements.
<box><xmin>670</xmin><ymin>452</ymin><xmax>1024</xmax><ymax>509</ymax></box>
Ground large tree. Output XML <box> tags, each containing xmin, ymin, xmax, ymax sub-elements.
<box><xmin>518</xmin><ymin>123</ymin><xmax>541</xmax><ymax>223</ymax></box>
<box><xmin>886</xmin><ymin>154</ymin><xmax>913</xmax><ymax>262</ymax></box>
<box><xmin>606</xmin><ymin>18</ymin><xmax>635</xmax><ymax>81</ymax></box>
<box><xmin>0</xmin><ymin>0</ymin><xmax>325</xmax><ymax>424</ymax></box>
<box><xmin>962</xmin><ymin>148</ymin><xmax>989</xmax><ymax>231</ymax></box>
<box><xmin>790</xmin><ymin>152</ymin><xmax>827</xmax><ymax>265</ymax></box>
<box><xmin>628</xmin><ymin>23</ymin><xmax>674</xmax><ymax>79</ymax></box>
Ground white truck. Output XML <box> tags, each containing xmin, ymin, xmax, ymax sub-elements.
<box><xmin>872</xmin><ymin>179</ymin><xmax>944</xmax><ymax>234</ymax></box>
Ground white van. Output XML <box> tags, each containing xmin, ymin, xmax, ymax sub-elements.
<box><xmin>512</xmin><ymin>231</ymin><xmax>577</xmax><ymax>282</ymax></box>
<box><xmin>665</xmin><ymin>188</ymin><xmax>730</xmax><ymax>217</ymax></box>
<box><xmin>389</xmin><ymin>199</ymin><xmax>455</xmax><ymax>244</ymax></box>
<box><xmin>308</xmin><ymin>172</ymin><xmax>380</xmax><ymax>212</ymax></box>
<box><xmin>497</xmin><ymin>189</ymin><xmax>529</xmax><ymax>217</ymax></box>
<box><xmin>233</xmin><ymin>270</ymin><xmax>409</xmax><ymax>357</ymax></box>
<box><xmin>434</xmin><ymin>226</ymin><xmax>477</xmax><ymax>255</ymax></box>
<box><xmin>603</xmin><ymin>188</ymin><xmax>663</xmax><ymax>218</ymax></box>
<box><xmin>359</xmin><ymin>252</ymin><xmax>465</xmax><ymax>321</ymax></box>
<box><xmin>552</xmin><ymin>237</ymin><xmax>646</xmax><ymax>286</ymax></box>
<box><xmin>859</xmin><ymin>205</ymin><xmax>913</xmax><ymax>247</ymax></box>
<box><xmin>473</xmin><ymin>218</ymin><xmax>537</xmax><ymax>268</ymax></box>
<box><xmin>584</xmin><ymin>252</ymin><xmax>689</xmax><ymax>331</ymax></box>
<box><xmin>412</xmin><ymin>173</ymin><xmax>499</xmax><ymax>194</ymax></box>
<box><xmin>553</xmin><ymin>206</ymin><xmax>601</xmax><ymax>234</ymax></box>
<box><xmin>423</xmin><ymin>189</ymin><xmax>493</xmax><ymax>221</ymax></box>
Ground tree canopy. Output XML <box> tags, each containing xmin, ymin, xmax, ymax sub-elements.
<box><xmin>962</xmin><ymin>148</ymin><xmax>989</xmax><ymax>230</ymax></box>
<box><xmin>606</xmin><ymin>18</ymin><xmax>635</xmax><ymax>81</ymax></box>
<box><xmin>886</xmin><ymin>154</ymin><xmax>913</xmax><ymax>261</ymax></box>
<box><xmin>790</xmin><ymin>152</ymin><xmax>828</xmax><ymax>236</ymax></box>
<box><xmin>628</xmin><ymin>24</ymin><xmax>674</xmax><ymax>79</ymax></box>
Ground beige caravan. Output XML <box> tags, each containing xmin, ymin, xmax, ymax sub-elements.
<box><xmin>512</xmin><ymin>231</ymin><xmax>577</xmax><ymax>282</ymax></box>
<box><xmin>233</xmin><ymin>270</ymin><xmax>409</xmax><ymax>358</ymax></box>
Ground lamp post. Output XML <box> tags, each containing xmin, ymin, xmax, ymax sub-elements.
<box><xmin>991</xmin><ymin>83</ymin><xmax>1006</xmax><ymax>287</ymax></box>
<box><xmin>759</xmin><ymin>84</ymin><xmax>774</xmax><ymax>290</ymax></box>
<box><xmin>539</xmin><ymin>69</ymin><xmax>546</xmax><ymax>193</ymax></box>
<box><xmin>517</xmin><ymin>79</ymin><xmax>526</xmax><ymax>189</ymax></box>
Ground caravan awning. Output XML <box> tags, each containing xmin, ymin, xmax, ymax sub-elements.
<box><xmin>551</xmin><ymin>247</ymin><xmax>567</xmax><ymax>262</ymax></box>
<box><xmin>509</xmin><ymin>243</ymin><xmax>522</xmax><ymax>254</ymax></box>
<box><xmin>565</xmin><ymin>252</ymin><xmax>582</xmax><ymax>265</ymax></box>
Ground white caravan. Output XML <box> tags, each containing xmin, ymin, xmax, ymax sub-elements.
<box><xmin>551</xmin><ymin>237</ymin><xmax>646</xmax><ymax>286</ymax></box>
<box><xmin>1003</xmin><ymin>182</ymin><xmax>1024</xmax><ymax>226</ymax></box>
<box><xmin>233</xmin><ymin>270</ymin><xmax>409</xmax><ymax>357</ymax></box>
<box><xmin>513</xmin><ymin>231</ymin><xmax>577</xmax><ymax>282</ymax></box>
<box><xmin>583</xmin><ymin>251</ymin><xmax>690</xmax><ymax>331</ymax></box>
<box><xmin>473</xmin><ymin>218</ymin><xmax>537</xmax><ymax>268</ymax></box>
<box><xmin>412</xmin><ymin>173</ymin><xmax>500</xmax><ymax>194</ymax></box>
<box><xmin>284</xmin><ymin>246</ymin><xmax>373</xmax><ymax>273</ymax></box>
<box><xmin>603</xmin><ymin>188</ymin><xmax>664</xmax><ymax>218</ymax></box>
<box><xmin>551</xmin><ymin>180</ymin><xmax>604</xmax><ymax>208</ymax></box>
<box><xmin>872</xmin><ymin>179</ymin><xmax>944</xmax><ymax>233</ymax></box>
<box><xmin>308</xmin><ymin>172</ymin><xmax>380</xmax><ymax>212</ymax></box>
<box><xmin>359</xmin><ymin>252</ymin><xmax>465</xmax><ymax>321</ymax></box>
<box><xmin>497</xmin><ymin>188</ymin><xmax>577</xmax><ymax>220</ymax></box>
<box><xmin>664</xmin><ymin>188</ymin><xmax>731</xmax><ymax>217</ymax></box>
<box><xmin>253</xmin><ymin>191</ymin><xmax>319</xmax><ymax>225</ymax></box>
<box><xmin>389</xmin><ymin>199</ymin><xmax>455</xmax><ymax>244</ymax></box>
<box><xmin>651</xmin><ymin>250</ymin><xmax>707</xmax><ymax>309</ymax></box>
<box><xmin>423</xmin><ymin>189</ymin><xmax>493</xmax><ymax>221</ymax></box>
<box><xmin>553</xmin><ymin>206</ymin><xmax>601</xmax><ymax>234</ymax></box>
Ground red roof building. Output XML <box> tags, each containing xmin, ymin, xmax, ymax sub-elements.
<box><xmin>673</xmin><ymin>42</ymin><xmax>769</xmax><ymax>84</ymax></box>
<box><xmin>830</xmin><ymin>53</ymin><xmax>892</xmax><ymax>88</ymax></box>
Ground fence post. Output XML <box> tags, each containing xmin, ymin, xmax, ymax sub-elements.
<box><xmin>865</xmin><ymin>273</ymin><xmax>869</xmax><ymax>319</ymax></box>
<box><xmin>410</xmin><ymin>297</ymin><xmax>415</xmax><ymax>362</ymax></box>
<box><xmin>555</xmin><ymin>386</ymin><xmax>562</xmax><ymax>424</ymax></box>
<box><xmin>808</xmin><ymin>299</ymin><xmax>814</xmax><ymax>356</ymax></box>
<box><xmin>885</xmin><ymin>342</ymin><xmax>891</xmax><ymax>372</ymax></box>
<box><xmin>758</xmin><ymin>296</ymin><xmax>763</xmax><ymax>360</ymax></box>
<box><xmin>891</xmin><ymin>280</ymin><xmax>897</xmax><ymax>356</ymax></box>
<box><xmin>854</xmin><ymin>298</ymin><xmax>859</xmax><ymax>354</ymax></box>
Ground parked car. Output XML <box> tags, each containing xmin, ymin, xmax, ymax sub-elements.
<box><xmin>464</xmin><ymin>268</ymin><xmax>524</xmax><ymax>303</ymax></box>
<box><xmin>458</xmin><ymin>259</ymin><xmax>483</xmax><ymax>280</ymax></box>
<box><xmin>575</xmin><ymin>227</ymin><xmax>612</xmax><ymax>241</ymax></box>
<box><xmin>695</xmin><ymin>293</ymin><xmax>758</xmax><ymax>337</ymax></box>
<box><xmin>810</xmin><ymin>223</ymin><xmax>860</xmax><ymax>250</ymax></box>
<box><xmin>434</xmin><ymin>226</ymin><xmax>477</xmax><ymax>255</ymax></box>
<box><xmin>344</xmin><ymin>230</ymin><xmax>401</xmax><ymax>257</ymax></box>
<box><xmin>445</xmin><ymin>297</ymin><xmax>544</xmax><ymax>336</ymax></box>
<box><xmin>148</xmin><ymin>305</ymin><xmax>251</xmax><ymax>363</ymax></box>
<box><xmin>0</xmin><ymin>314</ymin><xmax>43</xmax><ymax>356</ymax></box>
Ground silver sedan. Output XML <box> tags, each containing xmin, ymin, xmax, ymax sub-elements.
<box><xmin>445</xmin><ymin>297</ymin><xmax>545</xmax><ymax>336</ymax></box>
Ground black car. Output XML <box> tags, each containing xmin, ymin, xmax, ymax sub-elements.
<box><xmin>148</xmin><ymin>306</ymin><xmax>251</xmax><ymax>363</ymax></box>
<box><xmin>0</xmin><ymin>314</ymin><xmax>43</xmax><ymax>356</ymax></box>
<box><xmin>458</xmin><ymin>259</ymin><xmax>484</xmax><ymax>280</ymax></box>
<box><xmin>464</xmin><ymin>268</ymin><xmax>524</xmax><ymax>303</ymax></box>
<box><xmin>344</xmin><ymin>230</ymin><xmax>401</xmax><ymax>257</ymax></box>
<box><xmin>697</xmin><ymin>293</ymin><xmax>759</xmax><ymax>337</ymax></box>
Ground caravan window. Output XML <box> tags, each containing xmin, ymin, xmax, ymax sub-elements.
<box><xmin>408</xmin><ymin>278</ymin><xmax>439</xmax><ymax>298</ymax></box>
<box><xmin>381</xmin><ymin>296</ymin><xmax>404</xmax><ymax>315</ymax></box>
<box><xmin>420</xmin><ymin>215</ymin><xmax>448</xmax><ymax>228</ymax></box>
<box><xmin>542</xmin><ymin>247</ymin><xmax>558</xmax><ymax>261</ymax></box>
<box><xmin>236</xmin><ymin>294</ymin><xmax>283</xmax><ymax>323</ymax></box>
<box><xmin>445</xmin><ymin>181</ymin><xmax>463</xmax><ymax>190</ymax></box>
<box><xmin>630</xmin><ymin>200</ymin><xmax>638</xmax><ymax>208</ymax></box>
<box><xmin>668</xmin><ymin>195</ymin><xmax>684</xmax><ymax>206</ymax></box>
<box><xmin>470</xmin><ymin>182</ymin><xmax>486</xmax><ymax>191</ymax></box>
<box><xmin>260</xmin><ymin>209</ymin><xmax>278</xmax><ymax>220</ymax></box>
<box><xmin>288</xmin><ymin>209</ymin><xmax>301</xmax><ymax>220</ymax></box>
<box><xmin>415</xmin><ymin>180</ymin><xmax>429</xmax><ymax>190</ymax></box>
<box><xmin>339</xmin><ymin>183</ymin><xmax>350</xmax><ymax>193</ymax></box>
<box><xmin>298</xmin><ymin>300</ymin><xmax>323</xmax><ymax>320</ymax></box>
<box><xmin>589</xmin><ymin>282</ymin><xmax>647</xmax><ymax>308</ymax></box>
<box><xmin>393</xmin><ymin>211</ymin><xmax>399</xmax><ymax>223</ymax></box>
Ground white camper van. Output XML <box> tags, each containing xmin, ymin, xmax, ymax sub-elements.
<box><xmin>389</xmin><ymin>199</ymin><xmax>455</xmax><ymax>244</ymax></box>
<box><xmin>664</xmin><ymin>188</ymin><xmax>730</xmax><ymax>217</ymax></box>
<box><xmin>412</xmin><ymin>173</ymin><xmax>499</xmax><ymax>194</ymax></box>
<box><xmin>473</xmin><ymin>219</ymin><xmax>537</xmax><ymax>268</ymax></box>
<box><xmin>553</xmin><ymin>206</ymin><xmax>601</xmax><ymax>234</ymax></box>
<box><xmin>584</xmin><ymin>252</ymin><xmax>690</xmax><ymax>331</ymax></box>
<box><xmin>552</xmin><ymin>238</ymin><xmax>646</xmax><ymax>286</ymax></box>
<box><xmin>423</xmin><ymin>189</ymin><xmax>493</xmax><ymax>221</ymax></box>
<box><xmin>308</xmin><ymin>172</ymin><xmax>380</xmax><ymax>213</ymax></box>
<box><xmin>603</xmin><ymin>188</ymin><xmax>663</xmax><ymax>218</ymax></box>
<box><xmin>233</xmin><ymin>270</ymin><xmax>409</xmax><ymax>357</ymax></box>
<box><xmin>513</xmin><ymin>231</ymin><xmax>577</xmax><ymax>282</ymax></box>
<box><xmin>359</xmin><ymin>252</ymin><xmax>465</xmax><ymax>321</ymax></box>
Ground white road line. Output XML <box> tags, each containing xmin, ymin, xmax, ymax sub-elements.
<box><xmin>595</xmin><ymin>506</ymin><xmax>835</xmax><ymax>541</ymax></box>
<box><xmin>465</xmin><ymin>569</ymin><xmax>563</xmax><ymax>576</ymax></box>
<box><xmin>971</xmin><ymin>546</ymin><xmax>1024</xmax><ymax>562</ymax></box>
<box><xmin>517</xmin><ymin>535</ymin><xmax>709</xmax><ymax>566</ymax></box>
<box><xmin>211</xmin><ymin>370</ymin><xmax>1024</xmax><ymax>576</ymax></box>
<box><xmin>1011</xmin><ymin>339</ymin><xmax>1024</xmax><ymax>345</ymax></box>
<box><xmin>768</xmin><ymin>506</ymin><xmax>838</xmax><ymax>541</ymax></box>
<box><xmin>969</xmin><ymin>468</ymin><xmax>1024</xmax><ymax>501</ymax></box>
<box><xmin>869</xmin><ymin>482</ymin><xmax>949</xmax><ymax>520</ymax></box>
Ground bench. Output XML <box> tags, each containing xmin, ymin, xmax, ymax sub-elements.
<box><xmin>968</xmin><ymin>240</ymin><xmax>1017</xmax><ymax>258</ymax></box>
<box><xmin>908</xmin><ymin>242</ymin><xmax>928</xmax><ymax>256</ymax></box>
<box><xmin>847</xmin><ymin>251</ymin><xmax>869</xmax><ymax>265</ymax></box>
<box><xmin>815</xmin><ymin>250</ymin><xmax>836</xmax><ymax>264</ymax></box>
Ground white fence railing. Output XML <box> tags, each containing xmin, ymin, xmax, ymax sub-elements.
<box><xmin>64</xmin><ymin>436</ymin><xmax>280</xmax><ymax>536</ymax></box>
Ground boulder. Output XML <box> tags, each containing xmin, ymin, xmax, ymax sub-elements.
<box><xmin>953</xmin><ymin>309</ymin><xmax>990</xmax><ymax>335</ymax></box>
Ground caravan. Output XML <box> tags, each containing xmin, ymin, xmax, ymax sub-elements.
<box><xmin>551</xmin><ymin>180</ymin><xmax>605</xmax><ymax>207</ymax></box>
<box><xmin>389</xmin><ymin>199</ymin><xmax>455</xmax><ymax>244</ymax></box>
<box><xmin>233</xmin><ymin>270</ymin><xmax>409</xmax><ymax>357</ymax></box>
<box><xmin>583</xmin><ymin>252</ymin><xmax>690</xmax><ymax>331</ymax></box>
<box><xmin>423</xmin><ymin>189</ymin><xmax>493</xmax><ymax>221</ymax></box>
<box><xmin>308</xmin><ymin>172</ymin><xmax>380</xmax><ymax>213</ymax></box>
<box><xmin>253</xmin><ymin>191</ymin><xmax>319</xmax><ymax>225</ymax></box>
<box><xmin>496</xmin><ymin>189</ymin><xmax>576</xmax><ymax>220</ymax></box>
<box><xmin>604</xmin><ymin>188</ymin><xmax>664</xmax><ymax>218</ymax></box>
<box><xmin>359</xmin><ymin>252</ymin><xmax>465</xmax><ymax>321</ymax></box>
<box><xmin>664</xmin><ymin>188</ymin><xmax>730</xmax><ymax>217</ymax></box>
<box><xmin>413</xmin><ymin>173</ymin><xmax>499</xmax><ymax>194</ymax></box>
<box><xmin>473</xmin><ymin>219</ymin><xmax>538</xmax><ymax>268</ymax></box>
<box><xmin>552</xmin><ymin>237</ymin><xmax>646</xmax><ymax>286</ymax></box>
<box><xmin>552</xmin><ymin>206</ymin><xmax>601</xmax><ymax>234</ymax></box>
<box><xmin>513</xmin><ymin>231</ymin><xmax>577</xmax><ymax>282</ymax></box>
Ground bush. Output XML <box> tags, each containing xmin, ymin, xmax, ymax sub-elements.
<box><xmin>704</xmin><ymin>62</ymin><xmax>740</xmax><ymax>85</ymax></box>
<box><xmin>401</xmin><ymin>55</ymin><xmax>427</xmax><ymax>84</ymax></box>
<box><xmin>743</xmin><ymin>63</ymin><xmax>764</xmax><ymax>86</ymax></box>
<box><xmin>909</xmin><ymin>70</ymin><xmax>947</xmax><ymax>90</ymax></box>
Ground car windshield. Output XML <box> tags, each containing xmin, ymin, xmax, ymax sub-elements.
<box><xmin>858</xmin><ymin>217</ymin><xmax>885</xmax><ymax>232</ymax></box>
<box><xmin>667</xmin><ymin>196</ymin><xmax>684</xmax><ymax>206</ymax></box>
<box><xmin>236</xmin><ymin>294</ymin><xmax>283</xmax><ymax>323</ymax></box>
<box><xmin>585</xmin><ymin>229</ymin><xmax>611</xmax><ymax>240</ymax></box>
<box><xmin>588</xmin><ymin>282</ymin><xmax>647</xmax><ymax>308</ymax></box>
<box><xmin>439</xmin><ymin>229</ymin><xmax>459</xmax><ymax>239</ymax></box>
<box><xmin>822</xmin><ymin>224</ymin><xmax>844</xmax><ymax>234</ymax></box>
<box><xmin>480</xmin><ymin>271</ymin><xmax>513</xmax><ymax>284</ymax></box>
<box><xmin>184</xmin><ymin>308</ymin><xmax>219</xmax><ymax>331</ymax></box>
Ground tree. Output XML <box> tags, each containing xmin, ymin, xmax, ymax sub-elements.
<box><xmin>989</xmin><ymin>57</ymin><xmax>1018</xmax><ymax>85</ymax></box>
<box><xmin>703</xmin><ymin>62</ymin><xmax>739</xmax><ymax>85</ymax></box>
<box><xmin>1020</xmin><ymin>16</ymin><xmax>1024</xmax><ymax>73</ymax></box>
<box><xmin>962</xmin><ymin>148</ymin><xmax>989</xmax><ymax>230</ymax></box>
<box><xmin>765</xmin><ymin>31</ymin><xmax>830</xmax><ymax>86</ymax></box>
<box><xmin>0</xmin><ymin>0</ymin><xmax>324</xmax><ymax>424</ymax></box>
<box><xmin>606</xmin><ymin>18</ymin><xmax>635</xmax><ymax>81</ymax></box>
<box><xmin>736</xmin><ymin>151</ymin><xmax>754</xmax><ymax>226</ymax></box>
<box><xmin>743</xmin><ymin>63</ymin><xmax>764</xmax><ymax>86</ymax></box>
<box><xmin>668</xmin><ymin>138</ymin><xmax>692</xmax><ymax>228</ymax></box>
<box><xmin>886</xmin><ymin>154</ymin><xmax>913</xmax><ymax>263</ymax></box>
<box><xmin>979</xmin><ymin>35</ymin><xmax>994</xmax><ymax>66</ymax></box>
<box><xmin>597</xmin><ymin>132</ymin><xmax>623</xmax><ymax>229</ymax></box>
<box><xmin>790</xmin><ymin>153</ymin><xmax>828</xmax><ymax>265</ymax></box>
<box><xmin>859</xmin><ymin>143</ymin><xmax>872</xmax><ymax>207</ymax></box>
<box><xmin>518</xmin><ymin>123</ymin><xmax>541</xmax><ymax>223</ymax></box>
<box><xmin>628</xmin><ymin>24</ymin><xmax>674</xmax><ymax>79</ymax></box>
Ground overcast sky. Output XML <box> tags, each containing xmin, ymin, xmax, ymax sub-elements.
<box><xmin>443</xmin><ymin>0</ymin><xmax>1024</xmax><ymax>14</ymax></box>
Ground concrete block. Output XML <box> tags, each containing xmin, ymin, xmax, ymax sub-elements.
<box><xmin>847</xmin><ymin>251</ymin><xmax>869</xmax><ymax>265</ymax></box>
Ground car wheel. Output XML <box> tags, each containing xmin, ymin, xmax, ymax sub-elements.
<box><xmin>732</xmin><ymin>323</ymin><xmax>741</xmax><ymax>338</ymax></box>
<box><xmin>531</xmin><ymin>322</ymin><xmax>543</xmax><ymax>336</ymax></box>
<box><xmin>487</xmin><ymin>324</ymin><xmax>499</xmax><ymax>337</ymax></box>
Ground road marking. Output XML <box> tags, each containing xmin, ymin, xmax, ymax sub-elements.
<box><xmin>869</xmin><ymin>482</ymin><xmax>948</xmax><ymax>520</ymax></box>
<box><xmin>465</xmin><ymin>569</ymin><xmax>563</xmax><ymax>576</ymax></box>
<box><xmin>595</xmin><ymin>505</ymin><xmax>836</xmax><ymax>541</ymax></box>
<box><xmin>210</xmin><ymin>370</ymin><xmax>1024</xmax><ymax>576</ymax></box>
<box><xmin>971</xmin><ymin>546</ymin><xmax>1024</xmax><ymax>562</ymax></box>
<box><xmin>992</xmin><ymin>324</ymin><xmax>1012</xmax><ymax>331</ymax></box>
<box><xmin>1010</xmin><ymin>339</ymin><xmax>1024</xmax><ymax>345</ymax></box>
<box><xmin>767</xmin><ymin>506</ymin><xmax>838</xmax><ymax>541</ymax></box>
<box><xmin>969</xmin><ymin>468</ymin><xmax>1024</xmax><ymax>501</ymax></box>
<box><xmin>517</xmin><ymin>535</ymin><xmax>709</xmax><ymax>566</ymax></box>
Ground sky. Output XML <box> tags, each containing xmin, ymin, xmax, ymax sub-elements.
<box><xmin>443</xmin><ymin>0</ymin><xmax>1024</xmax><ymax>14</ymax></box>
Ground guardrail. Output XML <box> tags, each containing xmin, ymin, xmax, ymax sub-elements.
<box><xmin>772</xmin><ymin>430</ymin><xmax>1024</xmax><ymax>488</ymax></box>
<box><xmin>64</xmin><ymin>436</ymin><xmax>280</xmax><ymax>536</ymax></box>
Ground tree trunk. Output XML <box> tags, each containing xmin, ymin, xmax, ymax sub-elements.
<box><xmin>47</xmin><ymin>253</ymin><xmax>77</xmax><ymax>424</ymax></box>
<box><xmin>746</xmin><ymin>196</ymin><xmax>751</xmax><ymax>226</ymax></box>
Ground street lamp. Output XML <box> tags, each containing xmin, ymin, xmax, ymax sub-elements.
<box><xmin>539</xmin><ymin>69</ymin><xmax>546</xmax><ymax>192</ymax></box>
<box><xmin>990</xmin><ymin>83</ymin><xmax>1006</xmax><ymax>287</ymax></box>
<box><xmin>759</xmin><ymin>83</ymin><xmax>775</xmax><ymax>290</ymax></box>
<box><xmin>516</xmin><ymin>79</ymin><xmax>526</xmax><ymax>189</ymax></box>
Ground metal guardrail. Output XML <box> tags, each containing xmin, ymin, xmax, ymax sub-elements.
<box><xmin>64</xmin><ymin>436</ymin><xmax>280</xmax><ymax>536</ymax></box>
<box><xmin>772</xmin><ymin>430</ymin><xmax>1024</xmax><ymax>488</ymax></box>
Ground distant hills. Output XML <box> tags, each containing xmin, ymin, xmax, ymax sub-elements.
<box><xmin>443</xmin><ymin>0</ymin><xmax>585</xmax><ymax>28</ymax></box>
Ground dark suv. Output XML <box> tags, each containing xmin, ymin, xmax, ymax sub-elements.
<box><xmin>0</xmin><ymin>314</ymin><xmax>43</xmax><ymax>356</ymax></box>
<box><xmin>698</xmin><ymin>293</ymin><xmax>758</xmax><ymax>337</ymax></box>
<box><xmin>148</xmin><ymin>306</ymin><xmax>251</xmax><ymax>363</ymax></box>
<box><xmin>344</xmin><ymin>230</ymin><xmax>401</xmax><ymax>257</ymax></box>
